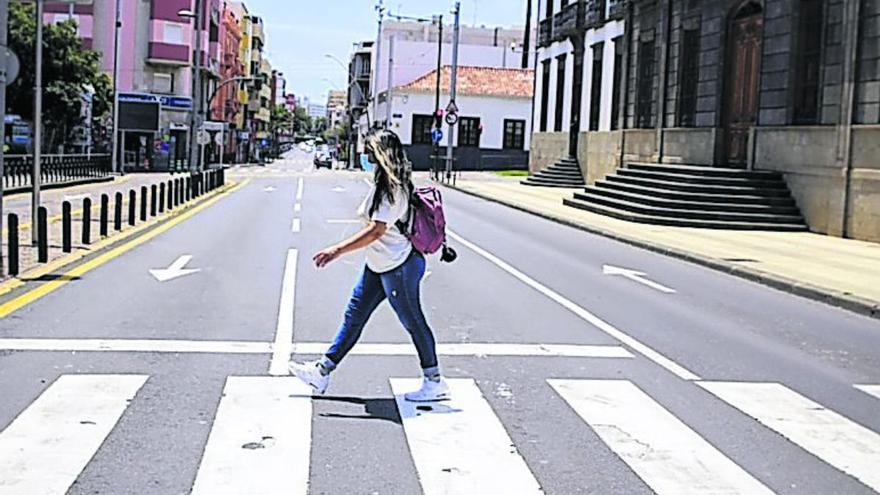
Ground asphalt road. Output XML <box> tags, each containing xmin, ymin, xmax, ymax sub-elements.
<box><xmin>0</xmin><ymin>149</ymin><xmax>879</xmax><ymax>495</ymax></box>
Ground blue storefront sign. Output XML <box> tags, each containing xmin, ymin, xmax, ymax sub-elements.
<box><xmin>160</xmin><ymin>96</ymin><xmax>193</xmax><ymax>110</ymax></box>
<box><xmin>118</xmin><ymin>93</ymin><xmax>193</xmax><ymax>110</ymax></box>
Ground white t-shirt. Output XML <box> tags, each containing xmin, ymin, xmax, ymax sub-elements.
<box><xmin>358</xmin><ymin>184</ymin><xmax>412</xmax><ymax>273</ymax></box>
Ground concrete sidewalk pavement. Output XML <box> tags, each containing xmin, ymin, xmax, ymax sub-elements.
<box><xmin>444</xmin><ymin>173</ymin><xmax>880</xmax><ymax>318</ymax></box>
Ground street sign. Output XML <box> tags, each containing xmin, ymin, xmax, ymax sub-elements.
<box><xmin>214</xmin><ymin>132</ymin><xmax>224</xmax><ymax>145</ymax></box>
<box><xmin>197</xmin><ymin>130</ymin><xmax>211</xmax><ymax>146</ymax></box>
<box><xmin>5</xmin><ymin>49</ymin><xmax>20</xmax><ymax>85</ymax></box>
<box><xmin>445</xmin><ymin>100</ymin><xmax>459</xmax><ymax>115</ymax></box>
<box><xmin>445</xmin><ymin>113</ymin><xmax>458</xmax><ymax>126</ymax></box>
<box><xmin>431</xmin><ymin>128</ymin><xmax>443</xmax><ymax>144</ymax></box>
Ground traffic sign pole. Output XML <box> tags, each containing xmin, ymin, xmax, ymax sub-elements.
<box><xmin>445</xmin><ymin>1</ymin><xmax>461</xmax><ymax>183</ymax></box>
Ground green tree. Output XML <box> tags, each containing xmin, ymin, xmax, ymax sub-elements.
<box><xmin>292</xmin><ymin>106</ymin><xmax>311</xmax><ymax>135</ymax></box>
<box><xmin>7</xmin><ymin>4</ymin><xmax>112</xmax><ymax>151</ymax></box>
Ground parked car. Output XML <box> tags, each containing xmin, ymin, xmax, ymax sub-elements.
<box><xmin>314</xmin><ymin>151</ymin><xmax>333</xmax><ymax>169</ymax></box>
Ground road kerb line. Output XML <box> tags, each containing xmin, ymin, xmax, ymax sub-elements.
<box><xmin>269</xmin><ymin>249</ymin><xmax>298</xmax><ymax>375</ymax></box>
<box><xmin>0</xmin><ymin>180</ymin><xmax>249</xmax><ymax>318</ymax></box>
<box><xmin>447</xmin><ymin>230</ymin><xmax>701</xmax><ymax>381</ymax></box>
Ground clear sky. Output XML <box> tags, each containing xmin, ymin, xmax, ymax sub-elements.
<box><xmin>241</xmin><ymin>0</ymin><xmax>530</xmax><ymax>105</ymax></box>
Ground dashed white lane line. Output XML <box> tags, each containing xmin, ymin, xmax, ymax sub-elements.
<box><xmin>291</xmin><ymin>218</ymin><xmax>301</xmax><ymax>233</ymax></box>
<box><xmin>269</xmin><ymin>249</ymin><xmax>298</xmax><ymax>376</ymax></box>
<box><xmin>326</xmin><ymin>219</ymin><xmax>361</xmax><ymax>224</ymax></box>
<box><xmin>296</xmin><ymin>178</ymin><xmax>304</xmax><ymax>201</ymax></box>
<box><xmin>447</xmin><ymin>230</ymin><xmax>701</xmax><ymax>381</ymax></box>
<box><xmin>294</xmin><ymin>203</ymin><xmax>301</xmax><ymax>212</ymax></box>
<box><xmin>855</xmin><ymin>384</ymin><xmax>880</xmax><ymax>401</ymax></box>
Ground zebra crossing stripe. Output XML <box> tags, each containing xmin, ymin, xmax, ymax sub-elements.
<box><xmin>391</xmin><ymin>378</ymin><xmax>542</xmax><ymax>495</ymax></box>
<box><xmin>855</xmin><ymin>384</ymin><xmax>880</xmax><ymax>401</ymax></box>
<box><xmin>550</xmin><ymin>379</ymin><xmax>773</xmax><ymax>495</ymax></box>
<box><xmin>191</xmin><ymin>377</ymin><xmax>312</xmax><ymax>495</ymax></box>
<box><xmin>0</xmin><ymin>374</ymin><xmax>148</xmax><ymax>495</ymax></box>
<box><xmin>700</xmin><ymin>381</ymin><xmax>880</xmax><ymax>492</ymax></box>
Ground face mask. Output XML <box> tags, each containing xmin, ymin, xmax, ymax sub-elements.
<box><xmin>360</xmin><ymin>153</ymin><xmax>374</xmax><ymax>172</ymax></box>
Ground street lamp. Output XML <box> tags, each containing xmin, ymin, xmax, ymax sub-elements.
<box><xmin>178</xmin><ymin>4</ymin><xmax>203</xmax><ymax>172</ymax></box>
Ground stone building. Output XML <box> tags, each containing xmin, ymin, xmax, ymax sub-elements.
<box><xmin>527</xmin><ymin>0</ymin><xmax>880</xmax><ymax>242</ymax></box>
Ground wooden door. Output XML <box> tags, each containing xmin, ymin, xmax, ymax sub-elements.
<box><xmin>724</xmin><ymin>8</ymin><xmax>763</xmax><ymax>167</ymax></box>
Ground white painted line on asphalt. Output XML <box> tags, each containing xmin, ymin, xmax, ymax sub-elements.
<box><xmin>293</xmin><ymin>342</ymin><xmax>633</xmax><ymax>358</ymax></box>
<box><xmin>296</xmin><ymin>178</ymin><xmax>304</xmax><ymax>201</ymax></box>
<box><xmin>448</xmin><ymin>231</ymin><xmax>701</xmax><ymax>381</ymax></box>
<box><xmin>700</xmin><ymin>381</ymin><xmax>880</xmax><ymax>491</ymax></box>
<box><xmin>291</xmin><ymin>218</ymin><xmax>301</xmax><ymax>233</ymax></box>
<box><xmin>603</xmin><ymin>264</ymin><xmax>676</xmax><ymax>294</ymax></box>
<box><xmin>0</xmin><ymin>374</ymin><xmax>148</xmax><ymax>494</ymax></box>
<box><xmin>149</xmin><ymin>254</ymin><xmax>201</xmax><ymax>282</ymax></box>
<box><xmin>326</xmin><ymin>219</ymin><xmax>361</xmax><ymax>224</ymax></box>
<box><xmin>269</xmin><ymin>249</ymin><xmax>298</xmax><ymax>376</ymax></box>
<box><xmin>550</xmin><ymin>379</ymin><xmax>772</xmax><ymax>495</ymax></box>
<box><xmin>294</xmin><ymin>203</ymin><xmax>301</xmax><ymax>212</ymax></box>
<box><xmin>391</xmin><ymin>378</ymin><xmax>543</xmax><ymax>495</ymax></box>
<box><xmin>0</xmin><ymin>338</ymin><xmax>271</xmax><ymax>354</ymax></box>
<box><xmin>191</xmin><ymin>377</ymin><xmax>312</xmax><ymax>495</ymax></box>
<box><xmin>855</xmin><ymin>384</ymin><xmax>880</xmax><ymax>401</ymax></box>
<box><xmin>363</xmin><ymin>178</ymin><xmax>372</xmax><ymax>187</ymax></box>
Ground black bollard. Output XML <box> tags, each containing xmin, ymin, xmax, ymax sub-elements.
<box><xmin>100</xmin><ymin>194</ymin><xmax>109</xmax><ymax>237</ymax></box>
<box><xmin>82</xmin><ymin>198</ymin><xmax>92</xmax><ymax>245</ymax></box>
<box><xmin>37</xmin><ymin>207</ymin><xmax>48</xmax><ymax>263</ymax></box>
<box><xmin>185</xmin><ymin>177</ymin><xmax>191</xmax><ymax>202</ymax></box>
<box><xmin>140</xmin><ymin>186</ymin><xmax>148</xmax><ymax>221</ymax></box>
<box><xmin>114</xmin><ymin>192</ymin><xmax>123</xmax><ymax>231</ymax></box>
<box><xmin>167</xmin><ymin>180</ymin><xmax>174</xmax><ymax>210</ymax></box>
<box><xmin>62</xmin><ymin>201</ymin><xmax>72</xmax><ymax>253</ymax></box>
<box><xmin>8</xmin><ymin>214</ymin><xmax>19</xmax><ymax>276</ymax></box>
<box><xmin>128</xmin><ymin>190</ymin><xmax>136</xmax><ymax>226</ymax></box>
<box><xmin>151</xmin><ymin>184</ymin><xmax>158</xmax><ymax>216</ymax></box>
<box><xmin>159</xmin><ymin>183</ymin><xmax>166</xmax><ymax>213</ymax></box>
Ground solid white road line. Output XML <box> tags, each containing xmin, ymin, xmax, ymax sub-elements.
<box><xmin>448</xmin><ymin>231</ymin><xmax>700</xmax><ymax>381</ymax></box>
<box><xmin>0</xmin><ymin>374</ymin><xmax>148</xmax><ymax>495</ymax></box>
<box><xmin>296</xmin><ymin>178</ymin><xmax>304</xmax><ymax>201</ymax></box>
<box><xmin>362</xmin><ymin>177</ymin><xmax>372</xmax><ymax>187</ymax></box>
<box><xmin>291</xmin><ymin>218</ymin><xmax>301</xmax><ymax>233</ymax></box>
<box><xmin>0</xmin><ymin>338</ymin><xmax>272</xmax><ymax>354</ymax></box>
<box><xmin>269</xmin><ymin>249</ymin><xmax>298</xmax><ymax>375</ymax></box>
<box><xmin>391</xmin><ymin>378</ymin><xmax>542</xmax><ymax>495</ymax></box>
<box><xmin>700</xmin><ymin>381</ymin><xmax>880</xmax><ymax>491</ymax></box>
<box><xmin>325</xmin><ymin>219</ymin><xmax>361</xmax><ymax>224</ymax></box>
<box><xmin>191</xmin><ymin>377</ymin><xmax>312</xmax><ymax>495</ymax></box>
<box><xmin>293</xmin><ymin>342</ymin><xmax>633</xmax><ymax>358</ymax></box>
<box><xmin>855</xmin><ymin>384</ymin><xmax>880</xmax><ymax>401</ymax></box>
<box><xmin>550</xmin><ymin>379</ymin><xmax>773</xmax><ymax>495</ymax></box>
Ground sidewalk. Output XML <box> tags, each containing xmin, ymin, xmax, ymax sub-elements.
<box><xmin>446</xmin><ymin>172</ymin><xmax>880</xmax><ymax>319</ymax></box>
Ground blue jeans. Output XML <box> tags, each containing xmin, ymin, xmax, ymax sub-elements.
<box><xmin>321</xmin><ymin>251</ymin><xmax>439</xmax><ymax>374</ymax></box>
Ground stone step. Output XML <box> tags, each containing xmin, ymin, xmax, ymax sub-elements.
<box><xmin>578</xmin><ymin>187</ymin><xmax>802</xmax><ymax>215</ymax></box>
<box><xmin>521</xmin><ymin>176</ymin><xmax>585</xmax><ymax>188</ymax></box>
<box><xmin>572</xmin><ymin>191</ymin><xmax>805</xmax><ymax>224</ymax></box>
<box><xmin>537</xmin><ymin>169</ymin><xmax>585</xmax><ymax>180</ymax></box>
<box><xmin>627</xmin><ymin>162</ymin><xmax>783</xmax><ymax>180</ymax></box>
<box><xmin>606</xmin><ymin>175</ymin><xmax>792</xmax><ymax>197</ymax></box>
<box><xmin>593</xmin><ymin>181</ymin><xmax>797</xmax><ymax>206</ymax></box>
<box><xmin>617</xmin><ymin>168</ymin><xmax>788</xmax><ymax>188</ymax></box>
<box><xmin>563</xmin><ymin>197</ymin><xmax>809</xmax><ymax>231</ymax></box>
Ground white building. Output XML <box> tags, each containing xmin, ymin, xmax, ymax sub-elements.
<box><xmin>377</xmin><ymin>66</ymin><xmax>534</xmax><ymax>171</ymax></box>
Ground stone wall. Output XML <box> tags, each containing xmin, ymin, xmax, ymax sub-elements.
<box><xmin>622</xmin><ymin>129</ymin><xmax>656</xmax><ymax>163</ymax></box>
<box><xmin>848</xmin><ymin>126</ymin><xmax>880</xmax><ymax>241</ymax></box>
<box><xmin>578</xmin><ymin>131</ymin><xmax>624</xmax><ymax>185</ymax></box>
<box><xmin>660</xmin><ymin>128</ymin><xmax>717</xmax><ymax>165</ymax></box>
<box><xmin>528</xmin><ymin>132</ymin><xmax>568</xmax><ymax>174</ymax></box>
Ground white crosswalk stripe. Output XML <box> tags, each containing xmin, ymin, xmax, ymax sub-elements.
<box><xmin>700</xmin><ymin>381</ymin><xmax>880</xmax><ymax>492</ymax></box>
<box><xmin>190</xmin><ymin>377</ymin><xmax>313</xmax><ymax>495</ymax></box>
<box><xmin>855</xmin><ymin>384</ymin><xmax>880</xmax><ymax>401</ymax></box>
<box><xmin>0</xmin><ymin>374</ymin><xmax>148</xmax><ymax>495</ymax></box>
<box><xmin>550</xmin><ymin>379</ymin><xmax>774</xmax><ymax>495</ymax></box>
<box><xmin>391</xmin><ymin>378</ymin><xmax>543</xmax><ymax>495</ymax></box>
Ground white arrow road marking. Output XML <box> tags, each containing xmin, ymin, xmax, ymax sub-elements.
<box><xmin>331</xmin><ymin>186</ymin><xmax>346</xmax><ymax>192</ymax></box>
<box><xmin>263</xmin><ymin>186</ymin><xmax>276</xmax><ymax>192</ymax></box>
<box><xmin>603</xmin><ymin>265</ymin><xmax>677</xmax><ymax>294</ymax></box>
<box><xmin>149</xmin><ymin>255</ymin><xmax>201</xmax><ymax>282</ymax></box>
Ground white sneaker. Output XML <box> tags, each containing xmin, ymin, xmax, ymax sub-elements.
<box><xmin>288</xmin><ymin>360</ymin><xmax>329</xmax><ymax>395</ymax></box>
<box><xmin>404</xmin><ymin>377</ymin><xmax>451</xmax><ymax>402</ymax></box>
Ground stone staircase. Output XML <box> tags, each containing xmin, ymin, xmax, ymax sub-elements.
<box><xmin>563</xmin><ymin>162</ymin><xmax>808</xmax><ymax>231</ymax></box>
<box><xmin>522</xmin><ymin>157</ymin><xmax>585</xmax><ymax>188</ymax></box>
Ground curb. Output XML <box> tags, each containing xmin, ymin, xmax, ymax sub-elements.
<box><xmin>3</xmin><ymin>176</ymin><xmax>115</xmax><ymax>196</ymax></box>
<box><xmin>442</xmin><ymin>182</ymin><xmax>880</xmax><ymax>321</ymax></box>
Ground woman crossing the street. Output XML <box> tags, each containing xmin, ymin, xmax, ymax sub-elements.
<box><xmin>289</xmin><ymin>129</ymin><xmax>450</xmax><ymax>402</ymax></box>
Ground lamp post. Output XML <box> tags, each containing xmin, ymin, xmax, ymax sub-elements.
<box><xmin>179</xmin><ymin>3</ymin><xmax>203</xmax><ymax>172</ymax></box>
<box><xmin>31</xmin><ymin>0</ymin><xmax>44</xmax><ymax>244</ymax></box>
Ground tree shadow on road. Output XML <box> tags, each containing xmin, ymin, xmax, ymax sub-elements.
<box><xmin>313</xmin><ymin>396</ymin><xmax>403</xmax><ymax>425</ymax></box>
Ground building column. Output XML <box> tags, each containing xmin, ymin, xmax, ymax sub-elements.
<box><xmin>569</xmin><ymin>36</ymin><xmax>586</xmax><ymax>158</ymax></box>
<box><xmin>837</xmin><ymin>0</ymin><xmax>861</xmax><ymax>238</ymax></box>
<box><xmin>653</xmin><ymin>0</ymin><xmax>672</xmax><ymax>162</ymax></box>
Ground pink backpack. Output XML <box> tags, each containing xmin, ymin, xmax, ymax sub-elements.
<box><xmin>399</xmin><ymin>186</ymin><xmax>457</xmax><ymax>262</ymax></box>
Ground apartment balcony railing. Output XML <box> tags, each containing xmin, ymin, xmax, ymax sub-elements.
<box><xmin>586</xmin><ymin>0</ymin><xmax>607</xmax><ymax>28</ymax></box>
<box><xmin>538</xmin><ymin>18</ymin><xmax>553</xmax><ymax>47</ymax></box>
<box><xmin>552</xmin><ymin>1</ymin><xmax>584</xmax><ymax>42</ymax></box>
<box><xmin>608</xmin><ymin>0</ymin><xmax>626</xmax><ymax>20</ymax></box>
<box><xmin>539</xmin><ymin>0</ymin><xmax>612</xmax><ymax>47</ymax></box>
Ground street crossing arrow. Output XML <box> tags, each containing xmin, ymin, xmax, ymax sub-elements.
<box><xmin>150</xmin><ymin>255</ymin><xmax>201</xmax><ymax>282</ymax></box>
<box><xmin>602</xmin><ymin>265</ymin><xmax>677</xmax><ymax>294</ymax></box>
<box><xmin>263</xmin><ymin>186</ymin><xmax>276</xmax><ymax>192</ymax></box>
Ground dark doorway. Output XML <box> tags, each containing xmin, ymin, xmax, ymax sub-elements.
<box><xmin>723</xmin><ymin>2</ymin><xmax>763</xmax><ymax>167</ymax></box>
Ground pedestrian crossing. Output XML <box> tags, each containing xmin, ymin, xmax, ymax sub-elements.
<box><xmin>0</xmin><ymin>375</ymin><xmax>878</xmax><ymax>494</ymax></box>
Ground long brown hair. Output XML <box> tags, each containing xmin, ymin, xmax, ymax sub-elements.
<box><xmin>365</xmin><ymin>129</ymin><xmax>412</xmax><ymax>216</ymax></box>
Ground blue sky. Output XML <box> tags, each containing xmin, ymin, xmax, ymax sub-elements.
<box><xmin>242</xmin><ymin>0</ymin><xmax>530</xmax><ymax>104</ymax></box>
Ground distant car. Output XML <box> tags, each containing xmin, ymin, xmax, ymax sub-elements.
<box><xmin>314</xmin><ymin>151</ymin><xmax>333</xmax><ymax>169</ymax></box>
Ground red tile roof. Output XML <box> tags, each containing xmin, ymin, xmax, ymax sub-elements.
<box><xmin>399</xmin><ymin>66</ymin><xmax>534</xmax><ymax>99</ymax></box>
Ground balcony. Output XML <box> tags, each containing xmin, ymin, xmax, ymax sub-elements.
<box><xmin>608</xmin><ymin>0</ymin><xmax>626</xmax><ymax>20</ymax></box>
<box><xmin>543</xmin><ymin>0</ymin><xmax>609</xmax><ymax>45</ymax></box>
<box><xmin>586</xmin><ymin>0</ymin><xmax>606</xmax><ymax>28</ymax></box>
<box><xmin>538</xmin><ymin>18</ymin><xmax>552</xmax><ymax>47</ymax></box>
<box><xmin>552</xmin><ymin>1</ymin><xmax>584</xmax><ymax>42</ymax></box>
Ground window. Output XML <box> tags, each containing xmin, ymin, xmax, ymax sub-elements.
<box><xmin>636</xmin><ymin>39</ymin><xmax>656</xmax><ymax>128</ymax></box>
<box><xmin>503</xmin><ymin>119</ymin><xmax>526</xmax><ymax>149</ymax></box>
<box><xmin>459</xmin><ymin>117</ymin><xmax>481</xmax><ymax>147</ymax></box>
<box><xmin>677</xmin><ymin>29</ymin><xmax>700</xmax><ymax>127</ymax></box>
<box><xmin>165</xmin><ymin>23</ymin><xmax>184</xmax><ymax>45</ymax></box>
<box><xmin>611</xmin><ymin>37</ymin><xmax>623</xmax><ymax>130</ymax></box>
<box><xmin>545</xmin><ymin>0</ymin><xmax>554</xmax><ymax>19</ymax></box>
<box><xmin>412</xmin><ymin>114</ymin><xmax>434</xmax><ymax>144</ymax></box>
<box><xmin>793</xmin><ymin>0</ymin><xmax>823</xmax><ymax>124</ymax></box>
<box><xmin>589</xmin><ymin>42</ymin><xmax>604</xmax><ymax>131</ymax></box>
<box><xmin>540</xmin><ymin>60</ymin><xmax>551</xmax><ymax>132</ymax></box>
<box><xmin>153</xmin><ymin>73</ymin><xmax>173</xmax><ymax>94</ymax></box>
<box><xmin>555</xmin><ymin>54</ymin><xmax>567</xmax><ymax>132</ymax></box>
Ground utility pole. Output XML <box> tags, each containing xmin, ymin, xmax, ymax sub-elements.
<box><xmin>32</xmin><ymin>0</ymin><xmax>44</xmax><ymax>245</ymax></box>
<box><xmin>188</xmin><ymin>0</ymin><xmax>204</xmax><ymax>172</ymax></box>
<box><xmin>0</xmin><ymin>0</ymin><xmax>9</xmax><ymax>273</ymax></box>
<box><xmin>432</xmin><ymin>15</ymin><xmax>443</xmax><ymax>180</ymax></box>
<box><xmin>522</xmin><ymin>0</ymin><xmax>532</xmax><ymax>69</ymax></box>
<box><xmin>372</xmin><ymin>0</ymin><xmax>384</xmax><ymax>128</ymax></box>
<box><xmin>445</xmin><ymin>1</ymin><xmax>460</xmax><ymax>182</ymax></box>
<box><xmin>110</xmin><ymin>0</ymin><xmax>121</xmax><ymax>173</ymax></box>
<box><xmin>385</xmin><ymin>35</ymin><xmax>394</xmax><ymax>128</ymax></box>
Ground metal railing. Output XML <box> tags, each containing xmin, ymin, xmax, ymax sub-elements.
<box><xmin>538</xmin><ymin>18</ymin><xmax>553</xmax><ymax>47</ymax></box>
<box><xmin>3</xmin><ymin>154</ymin><xmax>112</xmax><ymax>191</ymax></box>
